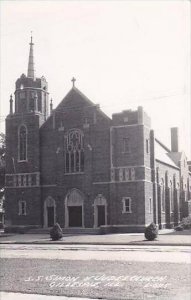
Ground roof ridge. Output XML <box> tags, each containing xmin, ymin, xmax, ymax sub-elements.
<box><xmin>155</xmin><ymin>138</ymin><xmax>171</xmax><ymax>153</ymax></box>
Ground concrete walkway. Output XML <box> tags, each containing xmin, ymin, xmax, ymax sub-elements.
<box><xmin>0</xmin><ymin>292</ymin><xmax>102</xmax><ymax>300</ymax></box>
<box><xmin>0</xmin><ymin>230</ymin><xmax>191</xmax><ymax>246</ymax></box>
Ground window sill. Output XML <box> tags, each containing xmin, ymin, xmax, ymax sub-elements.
<box><xmin>64</xmin><ymin>172</ymin><xmax>84</xmax><ymax>175</ymax></box>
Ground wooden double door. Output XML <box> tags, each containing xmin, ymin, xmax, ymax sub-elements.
<box><xmin>68</xmin><ymin>206</ymin><xmax>82</xmax><ymax>227</ymax></box>
<box><xmin>97</xmin><ymin>205</ymin><xmax>106</xmax><ymax>227</ymax></box>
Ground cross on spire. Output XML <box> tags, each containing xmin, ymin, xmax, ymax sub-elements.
<box><xmin>71</xmin><ymin>77</ymin><xmax>76</xmax><ymax>87</ymax></box>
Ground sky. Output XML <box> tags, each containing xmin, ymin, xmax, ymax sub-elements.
<box><xmin>0</xmin><ymin>0</ymin><xmax>190</xmax><ymax>158</ymax></box>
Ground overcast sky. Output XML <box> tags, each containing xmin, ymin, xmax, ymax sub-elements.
<box><xmin>0</xmin><ymin>0</ymin><xmax>190</xmax><ymax>157</ymax></box>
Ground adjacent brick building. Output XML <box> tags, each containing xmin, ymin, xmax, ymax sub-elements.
<box><xmin>5</xmin><ymin>37</ymin><xmax>191</xmax><ymax>232</ymax></box>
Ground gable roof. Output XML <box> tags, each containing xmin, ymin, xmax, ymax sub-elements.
<box><xmin>155</xmin><ymin>139</ymin><xmax>179</xmax><ymax>169</ymax></box>
<box><xmin>55</xmin><ymin>86</ymin><xmax>95</xmax><ymax>111</ymax></box>
<box><xmin>40</xmin><ymin>86</ymin><xmax>111</xmax><ymax>129</ymax></box>
<box><xmin>54</xmin><ymin>87</ymin><xmax>110</xmax><ymax>120</ymax></box>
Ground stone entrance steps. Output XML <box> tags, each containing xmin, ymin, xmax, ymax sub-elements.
<box><xmin>62</xmin><ymin>228</ymin><xmax>101</xmax><ymax>235</ymax></box>
<box><xmin>28</xmin><ymin>227</ymin><xmax>101</xmax><ymax>235</ymax></box>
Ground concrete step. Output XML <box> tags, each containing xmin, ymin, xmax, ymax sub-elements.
<box><xmin>62</xmin><ymin>228</ymin><xmax>101</xmax><ymax>235</ymax></box>
<box><xmin>28</xmin><ymin>227</ymin><xmax>101</xmax><ymax>235</ymax></box>
<box><xmin>27</xmin><ymin>228</ymin><xmax>50</xmax><ymax>234</ymax></box>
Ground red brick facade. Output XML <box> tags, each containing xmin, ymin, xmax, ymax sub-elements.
<box><xmin>4</xmin><ymin>40</ymin><xmax>191</xmax><ymax>232</ymax></box>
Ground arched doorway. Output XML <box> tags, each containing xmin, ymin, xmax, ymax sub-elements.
<box><xmin>65</xmin><ymin>189</ymin><xmax>84</xmax><ymax>228</ymax></box>
<box><xmin>93</xmin><ymin>194</ymin><xmax>107</xmax><ymax>228</ymax></box>
<box><xmin>44</xmin><ymin>196</ymin><xmax>56</xmax><ymax>228</ymax></box>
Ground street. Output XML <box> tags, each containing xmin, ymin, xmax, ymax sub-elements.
<box><xmin>0</xmin><ymin>243</ymin><xmax>191</xmax><ymax>300</ymax></box>
<box><xmin>0</xmin><ymin>244</ymin><xmax>190</xmax><ymax>263</ymax></box>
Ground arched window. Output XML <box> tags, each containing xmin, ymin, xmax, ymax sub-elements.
<box><xmin>18</xmin><ymin>125</ymin><xmax>27</xmax><ymax>161</ymax></box>
<box><xmin>18</xmin><ymin>200</ymin><xmax>26</xmax><ymax>215</ymax></box>
<box><xmin>156</xmin><ymin>167</ymin><xmax>159</xmax><ymax>183</ymax></box>
<box><xmin>161</xmin><ymin>178</ymin><xmax>165</xmax><ymax>213</ymax></box>
<box><xmin>149</xmin><ymin>198</ymin><xmax>152</xmax><ymax>214</ymax></box>
<box><xmin>170</xmin><ymin>180</ymin><xmax>174</xmax><ymax>212</ymax></box>
<box><xmin>65</xmin><ymin>129</ymin><xmax>84</xmax><ymax>173</ymax></box>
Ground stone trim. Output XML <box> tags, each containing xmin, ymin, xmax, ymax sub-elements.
<box><xmin>6</xmin><ymin>172</ymin><xmax>40</xmax><ymax>176</ymax></box>
<box><xmin>64</xmin><ymin>172</ymin><xmax>84</xmax><ymax>176</ymax></box>
<box><xmin>5</xmin><ymin>186</ymin><xmax>40</xmax><ymax>189</ymax></box>
<box><xmin>41</xmin><ymin>184</ymin><xmax>57</xmax><ymax>187</ymax></box>
<box><xmin>5</xmin><ymin>172</ymin><xmax>40</xmax><ymax>188</ymax></box>
<box><xmin>15</xmin><ymin>87</ymin><xmax>49</xmax><ymax>93</ymax></box>
<box><xmin>93</xmin><ymin>179</ymin><xmax>152</xmax><ymax>185</ymax></box>
<box><xmin>111</xmin><ymin>165</ymin><xmax>151</xmax><ymax>170</ymax></box>
<box><xmin>111</xmin><ymin>124</ymin><xmax>150</xmax><ymax>130</ymax></box>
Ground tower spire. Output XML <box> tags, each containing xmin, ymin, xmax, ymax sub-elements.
<box><xmin>27</xmin><ymin>32</ymin><xmax>35</xmax><ymax>78</ymax></box>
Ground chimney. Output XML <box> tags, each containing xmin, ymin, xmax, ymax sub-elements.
<box><xmin>171</xmin><ymin>127</ymin><xmax>179</xmax><ymax>152</ymax></box>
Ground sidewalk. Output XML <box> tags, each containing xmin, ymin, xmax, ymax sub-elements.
<box><xmin>0</xmin><ymin>230</ymin><xmax>191</xmax><ymax>246</ymax></box>
<box><xmin>0</xmin><ymin>292</ymin><xmax>102</xmax><ymax>300</ymax></box>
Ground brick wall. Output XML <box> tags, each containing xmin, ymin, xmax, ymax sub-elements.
<box><xmin>156</xmin><ymin>161</ymin><xmax>180</xmax><ymax>228</ymax></box>
<box><xmin>5</xmin><ymin>187</ymin><xmax>41</xmax><ymax>226</ymax></box>
<box><xmin>5</xmin><ymin>84</ymin><xmax>189</xmax><ymax>231</ymax></box>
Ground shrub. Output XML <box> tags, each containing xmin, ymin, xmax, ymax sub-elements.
<box><xmin>145</xmin><ymin>222</ymin><xmax>158</xmax><ymax>241</ymax></box>
<box><xmin>50</xmin><ymin>223</ymin><xmax>63</xmax><ymax>241</ymax></box>
<box><xmin>180</xmin><ymin>216</ymin><xmax>191</xmax><ymax>230</ymax></box>
<box><xmin>174</xmin><ymin>225</ymin><xmax>184</xmax><ymax>231</ymax></box>
<box><xmin>0</xmin><ymin>222</ymin><xmax>4</xmax><ymax>229</ymax></box>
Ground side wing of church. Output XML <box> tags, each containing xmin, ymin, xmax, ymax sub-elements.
<box><xmin>5</xmin><ymin>37</ymin><xmax>191</xmax><ymax>233</ymax></box>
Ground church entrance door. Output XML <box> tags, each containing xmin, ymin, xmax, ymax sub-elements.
<box><xmin>93</xmin><ymin>194</ymin><xmax>107</xmax><ymax>228</ymax></box>
<box><xmin>44</xmin><ymin>197</ymin><xmax>56</xmax><ymax>228</ymax></box>
<box><xmin>68</xmin><ymin>206</ymin><xmax>82</xmax><ymax>227</ymax></box>
<box><xmin>65</xmin><ymin>189</ymin><xmax>84</xmax><ymax>228</ymax></box>
<box><xmin>97</xmin><ymin>205</ymin><xmax>105</xmax><ymax>227</ymax></box>
<box><xmin>47</xmin><ymin>207</ymin><xmax>54</xmax><ymax>227</ymax></box>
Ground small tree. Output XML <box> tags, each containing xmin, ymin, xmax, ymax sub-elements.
<box><xmin>145</xmin><ymin>222</ymin><xmax>158</xmax><ymax>241</ymax></box>
<box><xmin>0</xmin><ymin>133</ymin><xmax>5</xmax><ymax>227</ymax></box>
<box><xmin>0</xmin><ymin>133</ymin><xmax>5</xmax><ymax>189</ymax></box>
<box><xmin>50</xmin><ymin>223</ymin><xmax>63</xmax><ymax>241</ymax></box>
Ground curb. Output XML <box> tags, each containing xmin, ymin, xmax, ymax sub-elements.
<box><xmin>0</xmin><ymin>234</ymin><xmax>13</xmax><ymax>238</ymax></box>
<box><xmin>0</xmin><ymin>241</ymin><xmax>191</xmax><ymax>246</ymax></box>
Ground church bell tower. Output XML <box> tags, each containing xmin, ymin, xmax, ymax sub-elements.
<box><xmin>5</xmin><ymin>35</ymin><xmax>49</xmax><ymax>227</ymax></box>
<box><xmin>14</xmin><ymin>35</ymin><xmax>49</xmax><ymax>121</ymax></box>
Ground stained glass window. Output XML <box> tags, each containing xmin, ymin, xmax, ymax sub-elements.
<box><xmin>65</xmin><ymin>129</ymin><xmax>84</xmax><ymax>173</ymax></box>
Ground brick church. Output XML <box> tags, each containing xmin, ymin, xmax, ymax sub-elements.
<box><xmin>5</xmin><ymin>37</ymin><xmax>191</xmax><ymax>233</ymax></box>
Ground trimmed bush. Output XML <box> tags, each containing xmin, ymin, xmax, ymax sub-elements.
<box><xmin>50</xmin><ymin>223</ymin><xmax>63</xmax><ymax>241</ymax></box>
<box><xmin>145</xmin><ymin>222</ymin><xmax>158</xmax><ymax>241</ymax></box>
<box><xmin>180</xmin><ymin>216</ymin><xmax>191</xmax><ymax>230</ymax></box>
